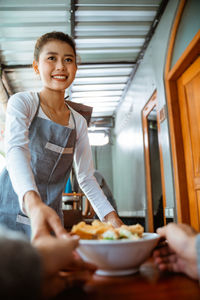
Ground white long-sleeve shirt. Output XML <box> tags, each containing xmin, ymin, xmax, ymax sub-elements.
<box><xmin>5</xmin><ymin>91</ymin><xmax>114</xmax><ymax>220</ymax></box>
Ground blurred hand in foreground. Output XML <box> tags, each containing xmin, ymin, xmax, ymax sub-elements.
<box><xmin>153</xmin><ymin>223</ymin><xmax>198</xmax><ymax>280</ymax></box>
<box><xmin>33</xmin><ymin>234</ymin><xmax>96</xmax><ymax>299</ymax></box>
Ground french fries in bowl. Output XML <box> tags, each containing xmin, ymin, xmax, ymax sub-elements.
<box><xmin>71</xmin><ymin>221</ymin><xmax>159</xmax><ymax>276</ymax></box>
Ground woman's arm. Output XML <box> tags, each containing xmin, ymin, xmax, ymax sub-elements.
<box><xmin>5</xmin><ymin>92</ymin><xmax>40</xmax><ymax>212</ymax></box>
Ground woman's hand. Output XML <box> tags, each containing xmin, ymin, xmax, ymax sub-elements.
<box><xmin>33</xmin><ymin>234</ymin><xmax>96</xmax><ymax>299</ymax></box>
<box><xmin>24</xmin><ymin>191</ymin><xmax>68</xmax><ymax>241</ymax></box>
<box><xmin>104</xmin><ymin>211</ymin><xmax>124</xmax><ymax>227</ymax></box>
<box><xmin>153</xmin><ymin>223</ymin><xmax>198</xmax><ymax>280</ymax></box>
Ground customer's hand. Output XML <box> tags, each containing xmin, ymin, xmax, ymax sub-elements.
<box><xmin>33</xmin><ymin>234</ymin><xmax>96</xmax><ymax>299</ymax></box>
<box><xmin>153</xmin><ymin>223</ymin><xmax>198</xmax><ymax>280</ymax></box>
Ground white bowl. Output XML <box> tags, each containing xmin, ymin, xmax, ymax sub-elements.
<box><xmin>77</xmin><ymin>233</ymin><xmax>159</xmax><ymax>276</ymax></box>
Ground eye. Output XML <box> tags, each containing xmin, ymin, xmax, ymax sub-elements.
<box><xmin>48</xmin><ymin>56</ymin><xmax>56</xmax><ymax>61</ymax></box>
<box><xmin>65</xmin><ymin>57</ymin><xmax>73</xmax><ymax>63</ymax></box>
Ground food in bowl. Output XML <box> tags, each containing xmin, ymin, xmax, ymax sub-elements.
<box><xmin>71</xmin><ymin>221</ymin><xmax>159</xmax><ymax>276</ymax></box>
<box><xmin>71</xmin><ymin>220</ymin><xmax>144</xmax><ymax>240</ymax></box>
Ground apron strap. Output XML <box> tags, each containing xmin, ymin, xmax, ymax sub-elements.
<box><xmin>66</xmin><ymin>100</ymin><xmax>93</xmax><ymax>127</ymax></box>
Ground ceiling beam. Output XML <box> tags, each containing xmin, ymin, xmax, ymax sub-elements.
<box><xmin>115</xmin><ymin>0</ymin><xmax>169</xmax><ymax>115</ymax></box>
<box><xmin>70</xmin><ymin>0</ymin><xmax>76</xmax><ymax>38</ymax></box>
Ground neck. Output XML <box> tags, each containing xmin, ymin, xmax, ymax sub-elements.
<box><xmin>39</xmin><ymin>88</ymin><xmax>66</xmax><ymax>110</ymax></box>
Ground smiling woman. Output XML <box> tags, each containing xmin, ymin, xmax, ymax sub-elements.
<box><xmin>0</xmin><ymin>31</ymin><xmax>123</xmax><ymax>240</ymax></box>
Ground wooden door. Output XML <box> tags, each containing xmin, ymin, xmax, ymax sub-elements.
<box><xmin>177</xmin><ymin>57</ymin><xmax>200</xmax><ymax>230</ymax></box>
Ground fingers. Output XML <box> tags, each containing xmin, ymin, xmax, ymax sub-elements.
<box><xmin>59</xmin><ymin>269</ymin><xmax>93</xmax><ymax>284</ymax></box>
<box><xmin>47</xmin><ymin>214</ymin><xmax>69</xmax><ymax>238</ymax></box>
<box><xmin>153</xmin><ymin>244</ymin><xmax>174</xmax><ymax>258</ymax></box>
<box><xmin>58</xmin><ymin>235</ymin><xmax>80</xmax><ymax>253</ymax></box>
<box><xmin>153</xmin><ymin>241</ymin><xmax>177</xmax><ymax>273</ymax></box>
<box><xmin>34</xmin><ymin>234</ymin><xmax>80</xmax><ymax>255</ymax></box>
<box><xmin>154</xmin><ymin>253</ymin><xmax>177</xmax><ymax>265</ymax></box>
<box><xmin>65</xmin><ymin>251</ymin><xmax>97</xmax><ymax>272</ymax></box>
<box><xmin>156</xmin><ymin>226</ymin><xmax>167</xmax><ymax>238</ymax></box>
<box><xmin>31</xmin><ymin>210</ymin><xmax>69</xmax><ymax>241</ymax></box>
<box><xmin>154</xmin><ymin>251</ymin><xmax>178</xmax><ymax>273</ymax></box>
<box><xmin>33</xmin><ymin>234</ymin><xmax>81</xmax><ymax>278</ymax></box>
<box><xmin>153</xmin><ymin>241</ymin><xmax>180</xmax><ymax>274</ymax></box>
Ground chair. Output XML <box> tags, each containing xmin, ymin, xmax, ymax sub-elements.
<box><xmin>62</xmin><ymin>193</ymin><xmax>83</xmax><ymax>230</ymax></box>
<box><xmin>62</xmin><ymin>192</ymin><xmax>83</xmax><ymax>210</ymax></box>
<box><xmin>62</xmin><ymin>192</ymin><xmax>96</xmax><ymax>230</ymax></box>
<box><xmin>82</xmin><ymin>197</ymin><xmax>95</xmax><ymax>220</ymax></box>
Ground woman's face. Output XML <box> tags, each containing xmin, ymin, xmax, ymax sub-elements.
<box><xmin>34</xmin><ymin>40</ymin><xmax>77</xmax><ymax>92</ymax></box>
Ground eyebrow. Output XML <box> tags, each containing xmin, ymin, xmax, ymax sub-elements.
<box><xmin>46</xmin><ymin>51</ymin><xmax>75</xmax><ymax>57</ymax></box>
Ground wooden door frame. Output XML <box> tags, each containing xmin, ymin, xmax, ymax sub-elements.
<box><xmin>165</xmin><ymin>0</ymin><xmax>200</xmax><ymax>224</ymax></box>
<box><xmin>142</xmin><ymin>90</ymin><xmax>166</xmax><ymax>232</ymax></box>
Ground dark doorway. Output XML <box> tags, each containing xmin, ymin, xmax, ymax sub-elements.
<box><xmin>147</xmin><ymin>112</ymin><xmax>164</xmax><ymax>231</ymax></box>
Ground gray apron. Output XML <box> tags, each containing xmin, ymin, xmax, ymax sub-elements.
<box><xmin>0</xmin><ymin>101</ymin><xmax>76</xmax><ymax>238</ymax></box>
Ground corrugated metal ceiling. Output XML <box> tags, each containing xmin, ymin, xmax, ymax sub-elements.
<box><xmin>0</xmin><ymin>0</ymin><xmax>165</xmax><ymax>124</ymax></box>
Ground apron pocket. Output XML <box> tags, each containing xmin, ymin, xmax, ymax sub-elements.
<box><xmin>45</xmin><ymin>142</ymin><xmax>73</xmax><ymax>155</ymax></box>
<box><xmin>16</xmin><ymin>214</ymin><xmax>31</xmax><ymax>226</ymax></box>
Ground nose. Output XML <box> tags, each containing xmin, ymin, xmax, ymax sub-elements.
<box><xmin>56</xmin><ymin>59</ymin><xmax>65</xmax><ymax>70</ymax></box>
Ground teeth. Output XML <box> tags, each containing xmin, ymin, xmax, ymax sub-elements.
<box><xmin>52</xmin><ymin>76</ymin><xmax>66</xmax><ymax>79</ymax></box>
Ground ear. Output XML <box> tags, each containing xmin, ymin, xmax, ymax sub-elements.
<box><xmin>33</xmin><ymin>60</ymin><xmax>39</xmax><ymax>74</ymax></box>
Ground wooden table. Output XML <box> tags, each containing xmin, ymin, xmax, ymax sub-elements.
<box><xmin>53</xmin><ymin>259</ymin><xmax>200</xmax><ymax>300</ymax></box>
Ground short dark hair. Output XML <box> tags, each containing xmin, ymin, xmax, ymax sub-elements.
<box><xmin>34</xmin><ymin>31</ymin><xmax>76</xmax><ymax>62</ymax></box>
